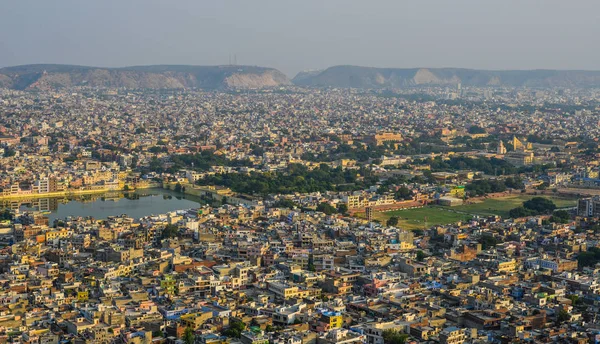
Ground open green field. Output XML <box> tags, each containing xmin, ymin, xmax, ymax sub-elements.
<box><xmin>453</xmin><ymin>194</ymin><xmax>577</xmax><ymax>218</ymax></box>
<box><xmin>363</xmin><ymin>194</ymin><xmax>577</xmax><ymax>230</ymax></box>
<box><xmin>371</xmin><ymin>207</ymin><xmax>471</xmax><ymax>230</ymax></box>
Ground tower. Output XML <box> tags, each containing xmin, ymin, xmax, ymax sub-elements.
<box><xmin>497</xmin><ymin>141</ymin><xmax>507</xmax><ymax>155</ymax></box>
<box><xmin>365</xmin><ymin>207</ymin><xmax>373</xmax><ymax>222</ymax></box>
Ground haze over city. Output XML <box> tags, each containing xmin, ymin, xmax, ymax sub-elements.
<box><xmin>2</xmin><ymin>0</ymin><xmax>600</xmax><ymax>76</ymax></box>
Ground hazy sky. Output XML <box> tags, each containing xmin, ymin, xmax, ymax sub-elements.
<box><xmin>1</xmin><ymin>0</ymin><xmax>599</xmax><ymax>76</ymax></box>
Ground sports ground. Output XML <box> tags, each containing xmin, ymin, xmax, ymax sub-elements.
<box><xmin>362</xmin><ymin>194</ymin><xmax>577</xmax><ymax>230</ymax></box>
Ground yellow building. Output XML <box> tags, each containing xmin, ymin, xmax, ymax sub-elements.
<box><xmin>497</xmin><ymin>140</ymin><xmax>507</xmax><ymax>155</ymax></box>
<box><xmin>292</xmin><ymin>254</ymin><xmax>310</xmax><ymax>269</ymax></box>
<box><xmin>101</xmin><ymin>264</ymin><xmax>134</xmax><ymax>279</ymax></box>
<box><xmin>321</xmin><ymin>312</ymin><xmax>343</xmax><ymax>329</ymax></box>
<box><xmin>505</xmin><ymin>151</ymin><xmax>534</xmax><ymax>167</ymax></box>
<box><xmin>399</xmin><ymin>241</ymin><xmax>415</xmax><ymax>250</ymax></box>
<box><xmin>45</xmin><ymin>229</ymin><xmax>72</xmax><ymax>242</ymax></box>
<box><xmin>77</xmin><ymin>291</ymin><xmax>89</xmax><ymax>302</ymax></box>
<box><xmin>370</xmin><ymin>132</ymin><xmax>403</xmax><ymax>146</ymax></box>
<box><xmin>448</xmin><ymin>186</ymin><xmax>466</xmax><ymax>198</ymax></box>
<box><xmin>180</xmin><ymin>311</ymin><xmax>213</xmax><ymax>329</ymax></box>
<box><xmin>440</xmin><ymin>327</ymin><xmax>466</xmax><ymax>344</ymax></box>
<box><xmin>512</xmin><ymin>136</ymin><xmax>525</xmax><ymax>151</ymax></box>
<box><xmin>161</xmin><ymin>274</ymin><xmax>177</xmax><ymax>295</ymax></box>
<box><xmin>497</xmin><ymin>259</ymin><xmax>517</xmax><ymax>273</ymax></box>
<box><xmin>267</xmin><ymin>281</ymin><xmax>321</xmax><ymax>299</ymax></box>
<box><xmin>344</xmin><ymin>195</ymin><xmax>368</xmax><ymax>209</ymax></box>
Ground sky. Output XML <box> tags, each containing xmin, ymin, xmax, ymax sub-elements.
<box><xmin>1</xmin><ymin>0</ymin><xmax>600</xmax><ymax>77</ymax></box>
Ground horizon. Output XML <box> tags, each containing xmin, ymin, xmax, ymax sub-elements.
<box><xmin>2</xmin><ymin>0</ymin><xmax>600</xmax><ymax>76</ymax></box>
<box><xmin>4</xmin><ymin>63</ymin><xmax>600</xmax><ymax>79</ymax></box>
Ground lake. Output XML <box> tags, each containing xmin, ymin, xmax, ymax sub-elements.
<box><xmin>1</xmin><ymin>189</ymin><xmax>204</xmax><ymax>222</ymax></box>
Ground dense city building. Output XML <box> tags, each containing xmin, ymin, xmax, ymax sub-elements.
<box><xmin>1</xmin><ymin>83</ymin><xmax>600</xmax><ymax>344</ymax></box>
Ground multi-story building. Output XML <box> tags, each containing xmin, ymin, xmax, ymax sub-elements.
<box><xmin>578</xmin><ymin>196</ymin><xmax>600</xmax><ymax>217</ymax></box>
<box><xmin>439</xmin><ymin>327</ymin><xmax>466</xmax><ymax>344</ymax></box>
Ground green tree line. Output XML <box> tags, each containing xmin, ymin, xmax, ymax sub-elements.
<box><xmin>197</xmin><ymin>163</ymin><xmax>378</xmax><ymax>195</ymax></box>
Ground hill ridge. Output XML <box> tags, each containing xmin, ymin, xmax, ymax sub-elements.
<box><xmin>0</xmin><ymin>64</ymin><xmax>291</xmax><ymax>90</ymax></box>
<box><xmin>291</xmin><ymin>65</ymin><xmax>600</xmax><ymax>88</ymax></box>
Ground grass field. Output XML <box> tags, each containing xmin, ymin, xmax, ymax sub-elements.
<box><xmin>371</xmin><ymin>207</ymin><xmax>471</xmax><ymax>230</ymax></box>
<box><xmin>364</xmin><ymin>194</ymin><xmax>577</xmax><ymax>230</ymax></box>
<box><xmin>453</xmin><ymin>194</ymin><xmax>577</xmax><ymax>218</ymax></box>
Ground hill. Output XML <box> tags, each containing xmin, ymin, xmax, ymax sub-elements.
<box><xmin>292</xmin><ymin>65</ymin><xmax>600</xmax><ymax>88</ymax></box>
<box><xmin>0</xmin><ymin>64</ymin><xmax>291</xmax><ymax>90</ymax></box>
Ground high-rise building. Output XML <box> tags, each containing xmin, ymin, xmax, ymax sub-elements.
<box><xmin>578</xmin><ymin>197</ymin><xmax>600</xmax><ymax>217</ymax></box>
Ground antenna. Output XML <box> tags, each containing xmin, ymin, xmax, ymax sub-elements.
<box><xmin>234</xmin><ymin>54</ymin><xmax>237</xmax><ymax>66</ymax></box>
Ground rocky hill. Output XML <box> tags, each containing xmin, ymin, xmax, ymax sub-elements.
<box><xmin>292</xmin><ymin>65</ymin><xmax>600</xmax><ymax>88</ymax></box>
<box><xmin>0</xmin><ymin>64</ymin><xmax>291</xmax><ymax>90</ymax></box>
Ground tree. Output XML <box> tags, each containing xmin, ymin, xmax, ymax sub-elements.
<box><xmin>550</xmin><ymin>210</ymin><xmax>570</xmax><ymax>224</ymax></box>
<box><xmin>509</xmin><ymin>197</ymin><xmax>558</xmax><ymax>218</ymax></box>
<box><xmin>316</xmin><ymin>202</ymin><xmax>337</xmax><ymax>215</ymax></box>
<box><xmin>274</xmin><ymin>199</ymin><xmax>299</xmax><ymax>209</ymax></box>
<box><xmin>161</xmin><ymin>224</ymin><xmax>179</xmax><ymax>239</ymax></box>
<box><xmin>556</xmin><ymin>309</ymin><xmax>570</xmax><ymax>324</ymax></box>
<box><xmin>523</xmin><ymin>197</ymin><xmax>556</xmax><ymax>214</ymax></box>
<box><xmin>337</xmin><ymin>203</ymin><xmax>348</xmax><ymax>215</ymax></box>
<box><xmin>222</xmin><ymin>320</ymin><xmax>246</xmax><ymax>338</ymax></box>
<box><xmin>3</xmin><ymin>148</ymin><xmax>16</xmax><ymax>157</ymax></box>
<box><xmin>148</xmin><ymin>157</ymin><xmax>164</xmax><ymax>172</ymax></box>
<box><xmin>395</xmin><ymin>186</ymin><xmax>413</xmax><ymax>200</ymax></box>
<box><xmin>149</xmin><ymin>145</ymin><xmax>167</xmax><ymax>153</ymax></box>
<box><xmin>386</xmin><ymin>217</ymin><xmax>399</xmax><ymax>227</ymax></box>
<box><xmin>382</xmin><ymin>330</ymin><xmax>408</xmax><ymax>344</ymax></box>
<box><xmin>577</xmin><ymin>247</ymin><xmax>600</xmax><ymax>268</ymax></box>
<box><xmin>567</xmin><ymin>294</ymin><xmax>580</xmax><ymax>306</ymax></box>
<box><xmin>468</xmin><ymin>125</ymin><xmax>486</xmax><ymax>134</ymax></box>
<box><xmin>504</xmin><ymin>177</ymin><xmax>524</xmax><ymax>190</ymax></box>
<box><xmin>479</xmin><ymin>234</ymin><xmax>498</xmax><ymax>250</ymax></box>
<box><xmin>196</xmin><ymin>164</ymin><xmax>379</xmax><ymax>195</ymax></box>
<box><xmin>174</xmin><ymin>183</ymin><xmax>183</xmax><ymax>193</ymax></box>
<box><xmin>509</xmin><ymin>206</ymin><xmax>532</xmax><ymax>218</ymax></box>
<box><xmin>0</xmin><ymin>209</ymin><xmax>12</xmax><ymax>221</ymax></box>
<box><xmin>466</xmin><ymin>179</ymin><xmax>506</xmax><ymax>197</ymax></box>
<box><xmin>416</xmin><ymin>250</ymin><xmax>425</xmax><ymax>262</ymax></box>
<box><xmin>183</xmin><ymin>327</ymin><xmax>195</xmax><ymax>344</ymax></box>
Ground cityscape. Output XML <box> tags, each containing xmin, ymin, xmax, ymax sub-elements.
<box><xmin>3</xmin><ymin>1</ymin><xmax>600</xmax><ymax>344</ymax></box>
